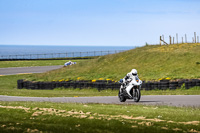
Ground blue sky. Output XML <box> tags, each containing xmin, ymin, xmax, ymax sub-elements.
<box><xmin>0</xmin><ymin>0</ymin><xmax>200</xmax><ymax>46</ymax></box>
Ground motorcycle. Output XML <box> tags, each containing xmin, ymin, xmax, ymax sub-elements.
<box><xmin>118</xmin><ymin>77</ymin><xmax>142</xmax><ymax>102</ymax></box>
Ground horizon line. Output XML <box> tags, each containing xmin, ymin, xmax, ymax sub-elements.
<box><xmin>0</xmin><ymin>44</ymin><xmax>137</xmax><ymax>47</ymax></box>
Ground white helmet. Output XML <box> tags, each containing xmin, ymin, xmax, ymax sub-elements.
<box><xmin>131</xmin><ymin>69</ymin><xmax>137</xmax><ymax>76</ymax></box>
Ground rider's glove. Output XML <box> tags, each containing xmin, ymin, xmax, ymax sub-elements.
<box><xmin>127</xmin><ymin>79</ymin><xmax>131</xmax><ymax>82</ymax></box>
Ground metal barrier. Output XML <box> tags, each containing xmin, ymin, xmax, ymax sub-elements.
<box><xmin>1</xmin><ymin>50</ymin><xmax>124</xmax><ymax>60</ymax></box>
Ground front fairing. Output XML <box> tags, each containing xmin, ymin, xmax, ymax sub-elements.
<box><xmin>129</xmin><ymin>77</ymin><xmax>142</xmax><ymax>90</ymax></box>
<box><xmin>131</xmin><ymin>77</ymin><xmax>142</xmax><ymax>86</ymax></box>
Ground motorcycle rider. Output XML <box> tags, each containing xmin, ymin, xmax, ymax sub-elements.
<box><xmin>120</xmin><ymin>69</ymin><xmax>142</xmax><ymax>98</ymax></box>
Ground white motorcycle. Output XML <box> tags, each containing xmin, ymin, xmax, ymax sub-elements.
<box><xmin>118</xmin><ymin>77</ymin><xmax>142</xmax><ymax>102</ymax></box>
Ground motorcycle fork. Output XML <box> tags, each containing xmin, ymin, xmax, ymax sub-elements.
<box><xmin>131</xmin><ymin>86</ymin><xmax>138</xmax><ymax>97</ymax></box>
<box><xmin>130</xmin><ymin>88</ymin><xmax>134</xmax><ymax>97</ymax></box>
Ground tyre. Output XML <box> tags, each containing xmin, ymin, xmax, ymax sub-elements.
<box><xmin>118</xmin><ymin>90</ymin><xmax>126</xmax><ymax>102</ymax></box>
<box><xmin>133</xmin><ymin>89</ymin><xmax>141</xmax><ymax>102</ymax></box>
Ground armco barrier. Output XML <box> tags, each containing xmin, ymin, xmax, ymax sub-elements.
<box><xmin>17</xmin><ymin>79</ymin><xmax>200</xmax><ymax>91</ymax></box>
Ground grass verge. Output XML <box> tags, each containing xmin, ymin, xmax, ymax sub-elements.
<box><xmin>0</xmin><ymin>74</ymin><xmax>200</xmax><ymax>97</ymax></box>
<box><xmin>0</xmin><ymin>101</ymin><xmax>199</xmax><ymax>133</ymax></box>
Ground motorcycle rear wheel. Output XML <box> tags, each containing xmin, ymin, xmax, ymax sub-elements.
<box><xmin>118</xmin><ymin>90</ymin><xmax>126</xmax><ymax>102</ymax></box>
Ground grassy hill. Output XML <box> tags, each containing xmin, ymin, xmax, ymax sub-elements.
<box><xmin>31</xmin><ymin>43</ymin><xmax>200</xmax><ymax>81</ymax></box>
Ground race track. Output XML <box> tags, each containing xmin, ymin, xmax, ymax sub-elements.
<box><xmin>0</xmin><ymin>95</ymin><xmax>200</xmax><ymax>107</ymax></box>
<box><xmin>0</xmin><ymin>65</ymin><xmax>63</xmax><ymax>75</ymax></box>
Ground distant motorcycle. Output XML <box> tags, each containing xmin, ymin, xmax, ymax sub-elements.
<box><xmin>118</xmin><ymin>77</ymin><xmax>142</xmax><ymax>102</ymax></box>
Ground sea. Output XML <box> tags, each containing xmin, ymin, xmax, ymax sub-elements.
<box><xmin>0</xmin><ymin>45</ymin><xmax>135</xmax><ymax>59</ymax></box>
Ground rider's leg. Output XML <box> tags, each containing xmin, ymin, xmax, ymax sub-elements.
<box><xmin>120</xmin><ymin>85</ymin><xmax>123</xmax><ymax>92</ymax></box>
<box><xmin>125</xmin><ymin>84</ymin><xmax>133</xmax><ymax>98</ymax></box>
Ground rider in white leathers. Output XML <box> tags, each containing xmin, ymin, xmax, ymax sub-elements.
<box><xmin>120</xmin><ymin>69</ymin><xmax>142</xmax><ymax>98</ymax></box>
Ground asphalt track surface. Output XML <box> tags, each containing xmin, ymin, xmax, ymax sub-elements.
<box><xmin>0</xmin><ymin>65</ymin><xmax>63</xmax><ymax>75</ymax></box>
<box><xmin>0</xmin><ymin>95</ymin><xmax>200</xmax><ymax>107</ymax></box>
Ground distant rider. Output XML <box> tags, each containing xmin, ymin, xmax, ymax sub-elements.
<box><xmin>120</xmin><ymin>69</ymin><xmax>142</xmax><ymax>98</ymax></box>
<box><xmin>64</xmin><ymin>61</ymin><xmax>76</xmax><ymax>67</ymax></box>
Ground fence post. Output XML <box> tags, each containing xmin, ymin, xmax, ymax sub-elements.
<box><xmin>162</xmin><ymin>35</ymin><xmax>164</xmax><ymax>42</ymax></box>
<box><xmin>185</xmin><ymin>34</ymin><xmax>187</xmax><ymax>43</ymax></box>
<box><xmin>160</xmin><ymin>36</ymin><xmax>162</xmax><ymax>45</ymax></box>
<box><xmin>176</xmin><ymin>33</ymin><xmax>178</xmax><ymax>44</ymax></box>
<box><xmin>182</xmin><ymin>37</ymin><xmax>184</xmax><ymax>43</ymax></box>
<box><xmin>169</xmin><ymin>36</ymin><xmax>171</xmax><ymax>44</ymax></box>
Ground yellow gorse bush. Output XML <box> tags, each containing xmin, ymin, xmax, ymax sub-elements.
<box><xmin>92</xmin><ymin>80</ymin><xmax>96</xmax><ymax>82</ymax></box>
<box><xmin>165</xmin><ymin>77</ymin><xmax>171</xmax><ymax>80</ymax></box>
<box><xmin>159</xmin><ymin>77</ymin><xmax>171</xmax><ymax>81</ymax></box>
<box><xmin>59</xmin><ymin>79</ymin><xmax>64</xmax><ymax>82</ymax></box>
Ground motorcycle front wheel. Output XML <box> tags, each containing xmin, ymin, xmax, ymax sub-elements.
<box><xmin>133</xmin><ymin>89</ymin><xmax>141</xmax><ymax>102</ymax></box>
<box><xmin>118</xmin><ymin>90</ymin><xmax>126</xmax><ymax>102</ymax></box>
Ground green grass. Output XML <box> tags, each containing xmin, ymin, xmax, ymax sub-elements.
<box><xmin>0</xmin><ymin>74</ymin><xmax>200</xmax><ymax>97</ymax></box>
<box><xmin>0</xmin><ymin>101</ymin><xmax>199</xmax><ymax>133</ymax></box>
<box><xmin>29</xmin><ymin>43</ymin><xmax>200</xmax><ymax>82</ymax></box>
<box><xmin>0</xmin><ymin>59</ymin><xmax>88</xmax><ymax>68</ymax></box>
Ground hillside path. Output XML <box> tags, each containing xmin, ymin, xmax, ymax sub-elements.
<box><xmin>0</xmin><ymin>65</ymin><xmax>63</xmax><ymax>75</ymax></box>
